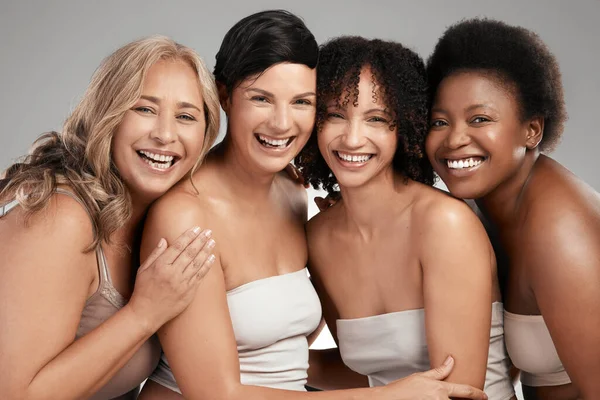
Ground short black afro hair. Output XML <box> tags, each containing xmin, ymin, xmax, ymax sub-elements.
<box><xmin>296</xmin><ymin>36</ymin><xmax>434</xmax><ymax>195</ymax></box>
<box><xmin>427</xmin><ymin>18</ymin><xmax>567</xmax><ymax>152</ymax></box>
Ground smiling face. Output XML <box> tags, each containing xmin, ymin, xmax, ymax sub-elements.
<box><xmin>426</xmin><ymin>71</ymin><xmax>536</xmax><ymax>200</ymax></box>
<box><xmin>111</xmin><ymin>59</ymin><xmax>206</xmax><ymax>202</ymax></box>
<box><xmin>224</xmin><ymin>62</ymin><xmax>316</xmax><ymax>174</ymax></box>
<box><xmin>318</xmin><ymin>67</ymin><xmax>397</xmax><ymax>190</ymax></box>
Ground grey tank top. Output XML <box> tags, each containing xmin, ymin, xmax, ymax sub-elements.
<box><xmin>1</xmin><ymin>189</ymin><xmax>161</xmax><ymax>400</ymax></box>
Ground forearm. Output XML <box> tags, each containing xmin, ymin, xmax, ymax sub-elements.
<box><xmin>20</xmin><ymin>304</ymin><xmax>155</xmax><ymax>400</ymax></box>
<box><xmin>308</xmin><ymin>348</ymin><xmax>369</xmax><ymax>390</ymax></box>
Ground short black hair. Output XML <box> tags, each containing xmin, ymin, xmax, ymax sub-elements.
<box><xmin>213</xmin><ymin>9</ymin><xmax>318</xmax><ymax>94</ymax></box>
<box><xmin>296</xmin><ymin>36</ymin><xmax>433</xmax><ymax>194</ymax></box>
<box><xmin>426</xmin><ymin>18</ymin><xmax>567</xmax><ymax>152</ymax></box>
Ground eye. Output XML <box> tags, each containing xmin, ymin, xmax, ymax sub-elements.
<box><xmin>471</xmin><ymin>116</ymin><xmax>491</xmax><ymax>124</ymax></box>
<box><xmin>430</xmin><ymin>119</ymin><xmax>448</xmax><ymax>128</ymax></box>
<box><xmin>294</xmin><ymin>99</ymin><xmax>313</xmax><ymax>106</ymax></box>
<box><xmin>251</xmin><ymin>95</ymin><xmax>269</xmax><ymax>103</ymax></box>
<box><xmin>368</xmin><ymin>116</ymin><xmax>388</xmax><ymax>123</ymax></box>
<box><xmin>326</xmin><ymin>112</ymin><xmax>344</xmax><ymax>120</ymax></box>
<box><xmin>178</xmin><ymin>114</ymin><xmax>196</xmax><ymax>121</ymax></box>
<box><xmin>134</xmin><ymin>106</ymin><xmax>154</xmax><ymax>114</ymax></box>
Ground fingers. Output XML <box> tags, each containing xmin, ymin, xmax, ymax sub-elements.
<box><xmin>445</xmin><ymin>382</ymin><xmax>488</xmax><ymax>400</ymax></box>
<box><xmin>159</xmin><ymin>226</ymin><xmax>203</xmax><ymax>265</ymax></box>
<box><xmin>181</xmin><ymin>237</ymin><xmax>217</xmax><ymax>281</ymax></box>
<box><xmin>419</xmin><ymin>356</ymin><xmax>454</xmax><ymax>380</ymax></box>
<box><xmin>138</xmin><ymin>238</ymin><xmax>167</xmax><ymax>272</ymax></box>
<box><xmin>170</xmin><ymin>229</ymin><xmax>213</xmax><ymax>270</ymax></box>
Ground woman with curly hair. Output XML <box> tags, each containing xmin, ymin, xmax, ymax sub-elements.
<box><xmin>297</xmin><ymin>36</ymin><xmax>515</xmax><ymax>400</ymax></box>
<box><xmin>426</xmin><ymin>18</ymin><xmax>600</xmax><ymax>399</ymax></box>
<box><xmin>0</xmin><ymin>36</ymin><xmax>220</xmax><ymax>399</ymax></box>
<box><xmin>137</xmin><ymin>10</ymin><xmax>486</xmax><ymax>400</ymax></box>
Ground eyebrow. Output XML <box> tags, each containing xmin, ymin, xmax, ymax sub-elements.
<box><xmin>431</xmin><ymin>103</ymin><xmax>496</xmax><ymax>114</ymax></box>
<box><xmin>140</xmin><ymin>95</ymin><xmax>202</xmax><ymax>113</ymax></box>
<box><xmin>246</xmin><ymin>88</ymin><xmax>316</xmax><ymax>99</ymax></box>
<box><xmin>364</xmin><ymin>107</ymin><xmax>393</xmax><ymax>117</ymax></box>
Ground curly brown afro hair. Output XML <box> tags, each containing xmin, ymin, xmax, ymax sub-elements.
<box><xmin>296</xmin><ymin>36</ymin><xmax>434</xmax><ymax>195</ymax></box>
<box><xmin>426</xmin><ymin>18</ymin><xmax>567</xmax><ymax>152</ymax></box>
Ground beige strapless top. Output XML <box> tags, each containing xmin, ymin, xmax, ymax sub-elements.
<box><xmin>504</xmin><ymin>310</ymin><xmax>571</xmax><ymax>387</ymax></box>
<box><xmin>337</xmin><ymin>302</ymin><xmax>515</xmax><ymax>400</ymax></box>
<box><xmin>1</xmin><ymin>189</ymin><xmax>161</xmax><ymax>399</ymax></box>
<box><xmin>150</xmin><ymin>268</ymin><xmax>323</xmax><ymax>393</ymax></box>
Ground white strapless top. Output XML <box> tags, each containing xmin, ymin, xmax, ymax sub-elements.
<box><xmin>150</xmin><ymin>268</ymin><xmax>322</xmax><ymax>392</ymax></box>
<box><xmin>337</xmin><ymin>302</ymin><xmax>514</xmax><ymax>400</ymax></box>
<box><xmin>504</xmin><ymin>310</ymin><xmax>571</xmax><ymax>387</ymax></box>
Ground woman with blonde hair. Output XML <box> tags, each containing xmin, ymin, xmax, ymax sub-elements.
<box><xmin>0</xmin><ymin>35</ymin><xmax>220</xmax><ymax>400</ymax></box>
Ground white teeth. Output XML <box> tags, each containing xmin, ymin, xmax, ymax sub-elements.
<box><xmin>258</xmin><ymin>134</ymin><xmax>291</xmax><ymax>148</ymax></box>
<box><xmin>337</xmin><ymin>152</ymin><xmax>372</xmax><ymax>163</ymax></box>
<box><xmin>140</xmin><ymin>150</ymin><xmax>174</xmax><ymax>163</ymax></box>
<box><xmin>447</xmin><ymin>157</ymin><xmax>483</xmax><ymax>169</ymax></box>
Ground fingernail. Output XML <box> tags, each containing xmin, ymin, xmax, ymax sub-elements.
<box><xmin>192</xmin><ymin>226</ymin><xmax>201</xmax><ymax>234</ymax></box>
<box><xmin>207</xmin><ymin>254</ymin><xmax>216</xmax><ymax>263</ymax></box>
<box><xmin>157</xmin><ymin>238</ymin><xmax>166</xmax><ymax>248</ymax></box>
<box><xmin>203</xmin><ymin>229</ymin><xmax>212</xmax><ymax>237</ymax></box>
<box><xmin>443</xmin><ymin>356</ymin><xmax>453</xmax><ymax>366</ymax></box>
<box><xmin>207</xmin><ymin>239</ymin><xmax>216</xmax><ymax>249</ymax></box>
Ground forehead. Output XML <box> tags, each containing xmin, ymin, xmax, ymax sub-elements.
<box><xmin>142</xmin><ymin>59</ymin><xmax>202</xmax><ymax>99</ymax></box>
<box><xmin>238</xmin><ymin>62</ymin><xmax>316</xmax><ymax>94</ymax></box>
<box><xmin>434</xmin><ymin>71</ymin><xmax>517</xmax><ymax>107</ymax></box>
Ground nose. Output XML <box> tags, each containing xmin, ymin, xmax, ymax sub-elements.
<box><xmin>342</xmin><ymin>119</ymin><xmax>366</xmax><ymax>149</ymax></box>
<box><xmin>267</xmin><ymin>104</ymin><xmax>292</xmax><ymax>134</ymax></box>
<box><xmin>150</xmin><ymin>113</ymin><xmax>177</xmax><ymax>144</ymax></box>
<box><xmin>443</xmin><ymin>123</ymin><xmax>471</xmax><ymax>150</ymax></box>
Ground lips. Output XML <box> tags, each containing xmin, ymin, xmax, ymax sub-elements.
<box><xmin>255</xmin><ymin>133</ymin><xmax>296</xmax><ymax>149</ymax></box>
<box><xmin>445</xmin><ymin>156</ymin><xmax>486</xmax><ymax>170</ymax></box>
<box><xmin>136</xmin><ymin>150</ymin><xmax>181</xmax><ymax>170</ymax></box>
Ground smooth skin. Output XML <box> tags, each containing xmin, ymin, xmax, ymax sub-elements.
<box><xmin>427</xmin><ymin>71</ymin><xmax>600</xmax><ymax>399</ymax></box>
<box><xmin>0</xmin><ymin>60</ymin><xmax>215</xmax><ymax>400</ymax></box>
<box><xmin>138</xmin><ymin>63</ymin><xmax>488</xmax><ymax>400</ymax></box>
<box><xmin>306</xmin><ymin>68</ymin><xmax>501</xmax><ymax>394</ymax></box>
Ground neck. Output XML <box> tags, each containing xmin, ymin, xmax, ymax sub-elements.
<box><xmin>476</xmin><ymin>151</ymin><xmax>540</xmax><ymax>229</ymax></box>
<box><xmin>217</xmin><ymin>136</ymin><xmax>277</xmax><ymax>202</ymax></box>
<box><xmin>339</xmin><ymin>167</ymin><xmax>412</xmax><ymax>239</ymax></box>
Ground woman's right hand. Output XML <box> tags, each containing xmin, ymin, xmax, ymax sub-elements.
<box><xmin>384</xmin><ymin>357</ymin><xmax>488</xmax><ymax>400</ymax></box>
<box><xmin>128</xmin><ymin>226</ymin><xmax>216</xmax><ymax>332</ymax></box>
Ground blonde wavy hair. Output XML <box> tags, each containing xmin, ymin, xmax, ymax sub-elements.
<box><xmin>0</xmin><ymin>35</ymin><xmax>220</xmax><ymax>250</ymax></box>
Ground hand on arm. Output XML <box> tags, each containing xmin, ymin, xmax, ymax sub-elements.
<box><xmin>0</xmin><ymin>194</ymin><xmax>215</xmax><ymax>400</ymax></box>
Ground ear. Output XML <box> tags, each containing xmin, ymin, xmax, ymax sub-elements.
<box><xmin>525</xmin><ymin>116</ymin><xmax>544</xmax><ymax>150</ymax></box>
<box><xmin>217</xmin><ymin>81</ymin><xmax>230</xmax><ymax>114</ymax></box>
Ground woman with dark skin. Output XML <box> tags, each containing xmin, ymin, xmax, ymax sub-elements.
<box><xmin>137</xmin><ymin>10</ymin><xmax>486</xmax><ymax>400</ymax></box>
<box><xmin>298</xmin><ymin>36</ymin><xmax>514</xmax><ymax>400</ymax></box>
<box><xmin>426</xmin><ymin>18</ymin><xmax>600</xmax><ymax>400</ymax></box>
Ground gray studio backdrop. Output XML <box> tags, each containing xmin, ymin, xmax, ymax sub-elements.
<box><xmin>1</xmin><ymin>0</ymin><xmax>599</xmax><ymax>194</ymax></box>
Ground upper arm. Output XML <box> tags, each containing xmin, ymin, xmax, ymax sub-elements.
<box><xmin>0</xmin><ymin>196</ymin><xmax>95</xmax><ymax>393</ymax></box>
<box><xmin>419</xmin><ymin>200</ymin><xmax>493</xmax><ymax>388</ymax></box>
<box><xmin>527</xmin><ymin>205</ymin><xmax>600</xmax><ymax>395</ymax></box>
<box><xmin>306</xmin><ymin>217</ymin><xmax>340</xmax><ymax>344</ymax></box>
<box><xmin>142</xmin><ymin>195</ymin><xmax>242</xmax><ymax>399</ymax></box>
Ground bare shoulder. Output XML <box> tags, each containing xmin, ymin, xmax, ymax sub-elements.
<box><xmin>1</xmin><ymin>191</ymin><xmax>94</xmax><ymax>252</ymax></box>
<box><xmin>521</xmin><ymin>158</ymin><xmax>600</xmax><ymax>271</ymax></box>
<box><xmin>412</xmin><ymin>184</ymin><xmax>484</xmax><ymax>234</ymax></box>
<box><xmin>146</xmin><ymin>183</ymin><xmax>211</xmax><ymax>236</ymax></box>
